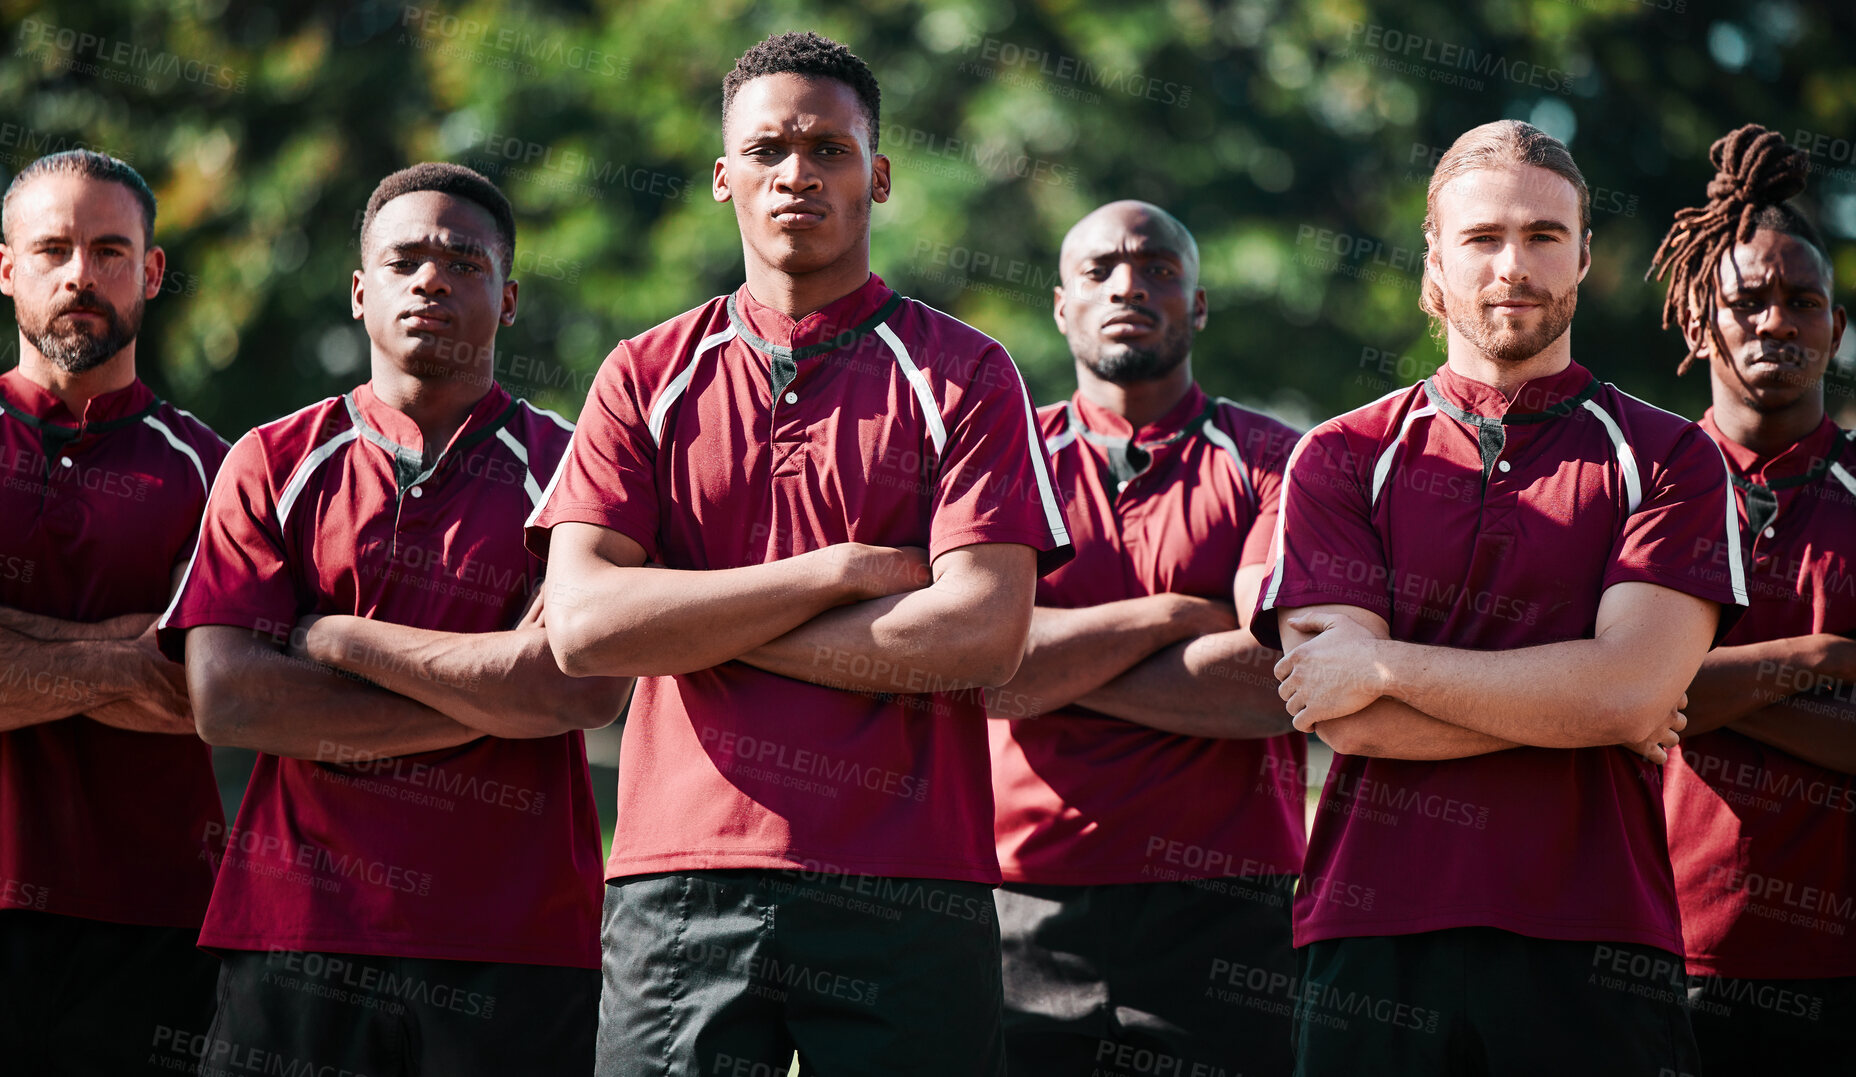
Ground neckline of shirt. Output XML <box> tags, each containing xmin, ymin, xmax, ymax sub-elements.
<box><xmin>0</xmin><ymin>368</ymin><xmax>156</xmax><ymax>427</ymax></box>
<box><xmin>1070</xmin><ymin>383</ymin><xmax>1211</xmax><ymax>447</ymax></box>
<box><xmin>1427</xmin><ymin>360</ymin><xmax>1597</xmax><ymax>423</ymax></box>
<box><xmin>347</xmin><ymin>382</ymin><xmax>516</xmax><ymax>492</ymax></box>
<box><xmin>730</xmin><ymin>274</ymin><xmax>895</xmax><ymax>355</ymax></box>
<box><xmin>1702</xmin><ymin>410</ymin><xmax>1845</xmax><ymax>486</ymax></box>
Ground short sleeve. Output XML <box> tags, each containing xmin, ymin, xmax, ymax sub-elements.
<box><xmin>1604</xmin><ymin>423</ymin><xmax>1747</xmax><ymax>636</ymax></box>
<box><xmin>524</xmin><ymin>342</ymin><xmax>660</xmax><ymax>562</ymax></box>
<box><xmin>1239</xmin><ymin>420</ymin><xmax>1299</xmax><ymax>570</ymax></box>
<box><xmin>927</xmin><ymin>343</ymin><xmax>1073</xmax><ymax>575</ymax></box>
<box><xmin>1251</xmin><ymin>424</ymin><xmax>1390</xmax><ymax>650</ymax></box>
<box><xmin>156</xmin><ymin>432</ymin><xmax>301</xmax><ymax>661</ymax></box>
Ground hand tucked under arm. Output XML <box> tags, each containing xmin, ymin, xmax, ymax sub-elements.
<box><xmin>185</xmin><ymin>624</ymin><xmax>484</xmax><ymax>761</ymax></box>
<box><xmin>739</xmin><ymin>543</ymin><xmax>1038</xmax><ymax>694</ymax></box>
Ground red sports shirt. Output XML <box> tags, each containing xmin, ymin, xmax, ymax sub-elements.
<box><xmin>1</xmin><ymin>371</ymin><xmax>227</xmax><ymax>927</ymax></box>
<box><xmin>1665</xmin><ymin>412</ymin><xmax>1856</xmax><ymax>978</ymax></box>
<box><xmin>158</xmin><ymin>382</ymin><xmax>602</xmax><ymax>967</ymax></box>
<box><xmin>526</xmin><ymin>275</ymin><xmax>1072</xmax><ymax>885</ymax></box>
<box><xmin>990</xmin><ymin>386</ymin><xmax>1307</xmax><ymax>884</ymax></box>
<box><xmin>1255</xmin><ymin>361</ymin><xmax>1745</xmax><ymax>952</ymax></box>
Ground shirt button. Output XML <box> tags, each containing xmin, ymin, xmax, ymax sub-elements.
<box><xmin>59</xmin><ymin>456</ymin><xmax>73</xmax><ymax>468</ymax></box>
<box><xmin>784</xmin><ymin>391</ymin><xmax>798</xmax><ymax>404</ymax></box>
<box><xmin>1763</xmin><ymin>526</ymin><xmax>1775</xmax><ymax>538</ymax></box>
<box><xmin>410</xmin><ymin>486</ymin><xmax>424</xmax><ymax>498</ymax></box>
<box><xmin>1497</xmin><ymin>460</ymin><xmax>1511</xmax><ymax>473</ymax></box>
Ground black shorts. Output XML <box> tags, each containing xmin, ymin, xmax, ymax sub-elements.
<box><xmin>995</xmin><ymin>876</ymin><xmax>1297</xmax><ymax>1077</ymax></box>
<box><xmin>175</xmin><ymin>947</ymin><xmax>597</xmax><ymax>1077</ymax></box>
<box><xmin>1686</xmin><ymin>973</ymin><xmax>1856</xmax><ymax>1076</ymax></box>
<box><xmin>0</xmin><ymin>908</ymin><xmax>218</xmax><ymax>1076</ymax></box>
<box><xmin>597</xmin><ymin>869</ymin><xmax>1005</xmax><ymax>1077</ymax></box>
<box><xmin>1293</xmin><ymin>928</ymin><xmax>1701</xmax><ymax>1077</ymax></box>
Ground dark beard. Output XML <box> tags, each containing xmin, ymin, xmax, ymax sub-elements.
<box><xmin>1446</xmin><ymin>283</ymin><xmax>1577</xmax><ymax>364</ymax></box>
<box><xmin>1074</xmin><ymin>308</ymin><xmax>1193</xmax><ymax>385</ymax></box>
<box><xmin>21</xmin><ymin>292</ymin><xmax>143</xmax><ymax>374</ymax></box>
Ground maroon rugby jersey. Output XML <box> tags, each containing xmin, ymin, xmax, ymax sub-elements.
<box><xmin>527</xmin><ymin>275</ymin><xmax>1071</xmax><ymax>885</ymax></box>
<box><xmin>990</xmin><ymin>386</ymin><xmax>1307</xmax><ymax>884</ymax></box>
<box><xmin>1665</xmin><ymin>411</ymin><xmax>1856</xmax><ymax>978</ymax></box>
<box><xmin>158</xmin><ymin>382</ymin><xmax>602</xmax><ymax>967</ymax></box>
<box><xmin>0</xmin><ymin>370</ymin><xmax>227</xmax><ymax>927</ymax></box>
<box><xmin>1255</xmin><ymin>361</ymin><xmax>1745</xmax><ymax>952</ymax></box>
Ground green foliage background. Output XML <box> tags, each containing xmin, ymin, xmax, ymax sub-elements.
<box><xmin>3</xmin><ymin>0</ymin><xmax>1854</xmax><ymax>436</ymax></box>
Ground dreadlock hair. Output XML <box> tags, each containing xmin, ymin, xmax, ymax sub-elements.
<box><xmin>1647</xmin><ymin>124</ymin><xmax>1830</xmax><ymax>375</ymax></box>
<box><xmin>2</xmin><ymin>150</ymin><xmax>157</xmax><ymax>246</ymax></box>
<box><xmin>722</xmin><ymin>32</ymin><xmax>881</xmax><ymax>151</ymax></box>
<box><xmin>360</xmin><ymin>162</ymin><xmax>515</xmax><ymax>277</ymax></box>
<box><xmin>1420</xmin><ymin>120</ymin><xmax>1590</xmax><ymax>326</ymax></box>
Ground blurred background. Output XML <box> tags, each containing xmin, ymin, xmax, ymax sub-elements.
<box><xmin>4</xmin><ymin>0</ymin><xmax>1854</xmax><ymax>829</ymax></box>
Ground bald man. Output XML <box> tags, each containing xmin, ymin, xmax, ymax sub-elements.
<box><xmin>986</xmin><ymin>202</ymin><xmax>1305</xmax><ymax>1076</ymax></box>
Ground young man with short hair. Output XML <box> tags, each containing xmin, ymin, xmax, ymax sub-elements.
<box><xmin>159</xmin><ymin>163</ymin><xmax>629</xmax><ymax>1077</ymax></box>
<box><xmin>986</xmin><ymin>199</ymin><xmax>1303</xmax><ymax>1076</ymax></box>
<box><xmin>1256</xmin><ymin>120</ymin><xmax>1744</xmax><ymax>1074</ymax></box>
<box><xmin>530</xmin><ymin>32</ymin><xmax>1069</xmax><ymax>1077</ymax></box>
<box><xmin>0</xmin><ymin>149</ymin><xmax>229</xmax><ymax>1076</ymax></box>
<box><xmin>1650</xmin><ymin>123</ymin><xmax>1856</xmax><ymax>1073</ymax></box>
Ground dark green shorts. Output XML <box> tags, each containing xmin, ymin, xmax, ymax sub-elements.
<box><xmin>596</xmin><ymin>869</ymin><xmax>1005</xmax><ymax>1077</ymax></box>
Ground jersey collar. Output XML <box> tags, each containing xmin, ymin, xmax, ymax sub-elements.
<box><xmin>0</xmin><ymin>368</ymin><xmax>156</xmax><ymax>426</ymax></box>
<box><xmin>1064</xmin><ymin>384</ymin><xmax>1214</xmax><ymax>490</ymax></box>
<box><xmin>728</xmin><ymin>275</ymin><xmax>900</xmax><ymax>400</ymax></box>
<box><xmin>349</xmin><ymin>381</ymin><xmax>516</xmax><ymax>493</ymax></box>
<box><xmin>1427</xmin><ymin>360</ymin><xmax>1597</xmax><ymax>422</ymax></box>
<box><xmin>1702</xmin><ymin>410</ymin><xmax>1843</xmax><ymax>486</ymax></box>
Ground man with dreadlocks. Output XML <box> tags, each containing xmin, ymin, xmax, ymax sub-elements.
<box><xmin>1650</xmin><ymin>123</ymin><xmax>1856</xmax><ymax>1072</ymax></box>
<box><xmin>529</xmin><ymin>31</ymin><xmax>1068</xmax><ymax>1076</ymax></box>
<box><xmin>1253</xmin><ymin>119</ymin><xmax>1746</xmax><ymax>1075</ymax></box>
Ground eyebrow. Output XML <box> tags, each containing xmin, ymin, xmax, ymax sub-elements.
<box><xmin>1458</xmin><ymin>220</ymin><xmax>1573</xmax><ymax>237</ymax></box>
<box><xmin>30</xmin><ymin>233</ymin><xmax>136</xmax><ymax>247</ymax></box>
<box><xmin>384</xmin><ymin>237</ymin><xmax>490</xmax><ymax>258</ymax></box>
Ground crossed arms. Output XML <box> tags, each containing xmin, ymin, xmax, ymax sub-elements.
<box><xmin>1675</xmin><ymin>633</ymin><xmax>1856</xmax><ymax>775</ymax></box>
<box><xmin>1273</xmin><ymin>581</ymin><xmax>1717</xmax><ymax>762</ymax></box>
<box><xmin>184</xmin><ymin>588</ymin><xmax>633</xmax><ymax>761</ymax></box>
<box><xmin>981</xmin><ymin>563</ymin><xmax>1293</xmax><ymax>739</ymax></box>
<box><xmin>541</xmin><ymin>522</ymin><xmax>1037</xmax><ymax>693</ymax></box>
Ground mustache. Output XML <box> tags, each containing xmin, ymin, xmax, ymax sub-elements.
<box><xmin>50</xmin><ymin>295</ymin><xmax>115</xmax><ymax>319</ymax></box>
<box><xmin>1481</xmin><ymin>287</ymin><xmax>1553</xmax><ymax>305</ymax></box>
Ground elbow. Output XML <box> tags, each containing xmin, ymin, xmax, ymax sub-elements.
<box><xmin>547</xmin><ymin>613</ymin><xmax>607</xmax><ymax>679</ymax></box>
<box><xmin>962</xmin><ymin>636</ymin><xmax>1026</xmax><ymax>690</ymax></box>
<box><xmin>556</xmin><ymin>676</ymin><xmax>634</xmax><ymax>732</ymax></box>
<box><xmin>1609</xmin><ymin>696</ymin><xmax>1677</xmax><ymax>747</ymax></box>
<box><xmin>191</xmin><ymin>689</ymin><xmax>246</xmax><ymax>748</ymax></box>
<box><xmin>1316</xmin><ymin>719</ymin><xmax>1375</xmax><ymax>757</ymax></box>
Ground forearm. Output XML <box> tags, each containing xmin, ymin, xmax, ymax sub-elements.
<box><xmin>547</xmin><ymin>549</ymin><xmax>864</xmax><ymax>677</ymax></box>
<box><xmin>188</xmin><ymin>629</ymin><xmax>483</xmax><ymax>760</ymax></box>
<box><xmin>1076</xmin><ymin>630</ymin><xmax>1294</xmax><ymax>739</ymax></box>
<box><xmin>0</xmin><ymin>607</ymin><xmax>150</xmax><ymax>641</ymax></box>
<box><xmin>1683</xmin><ymin>636</ymin><xmax>1833</xmax><ymax>734</ymax></box>
<box><xmin>305</xmin><ymin>616</ymin><xmax>632</xmax><ymax>739</ymax></box>
<box><xmin>1730</xmin><ymin>688</ymin><xmax>1856</xmax><ymax>775</ymax></box>
<box><xmin>1375</xmin><ymin>637</ymin><xmax>1681</xmax><ymax>748</ymax></box>
<box><xmin>1317</xmin><ymin>699</ymin><xmax>1521</xmax><ymax>760</ymax></box>
<box><xmin>985</xmin><ymin>598</ymin><xmax>1198</xmax><ymax>717</ymax></box>
<box><xmin>0</xmin><ymin>627</ymin><xmax>133</xmax><ymax>730</ymax></box>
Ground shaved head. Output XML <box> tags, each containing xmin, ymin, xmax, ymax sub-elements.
<box><xmin>1059</xmin><ymin>200</ymin><xmax>1200</xmax><ymax>290</ymax></box>
<box><xmin>1054</xmin><ymin>200</ymin><xmax>1206</xmax><ymax>386</ymax></box>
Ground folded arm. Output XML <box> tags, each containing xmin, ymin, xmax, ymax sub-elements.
<box><xmin>1075</xmin><ymin>629</ymin><xmax>1294</xmax><ymax>739</ymax></box>
<box><xmin>0</xmin><ymin>605</ymin><xmax>195</xmax><ymax>735</ymax></box>
<box><xmin>983</xmin><ymin>593</ymin><xmax>1233</xmax><ymax>718</ymax></box>
<box><xmin>294</xmin><ymin>591</ymin><xmax>633</xmax><ymax>739</ymax></box>
<box><xmin>185</xmin><ymin>624</ymin><xmax>484</xmax><ymax>760</ymax></box>
<box><xmin>543</xmin><ymin>522</ymin><xmax>929</xmax><ymax>678</ymax></box>
<box><xmin>1682</xmin><ymin>634</ymin><xmax>1856</xmax><ymax>735</ymax></box>
<box><xmin>1278</xmin><ymin>582</ymin><xmax>1716</xmax><ymax>751</ymax></box>
<box><xmin>1275</xmin><ymin>605</ymin><xmax>1520</xmax><ymax>760</ymax></box>
<box><xmin>1729</xmin><ymin>684</ymin><xmax>1856</xmax><ymax>776</ymax></box>
<box><xmin>738</xmin><ymin>543</ymin><xmax>1038</xmax><ymax>693</ymax></box>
